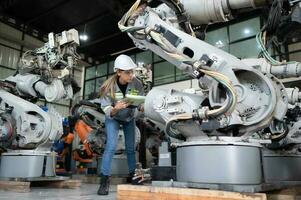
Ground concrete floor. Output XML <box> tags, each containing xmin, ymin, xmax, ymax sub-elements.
<box><xmin>0</xmin><ymin>183</ymin><xmax>117</xmax><ymax>200</ymax></box>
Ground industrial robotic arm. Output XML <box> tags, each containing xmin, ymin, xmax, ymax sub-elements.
<box><xmin>69</xmin><ymin>99</ymin><xmax>106</xmax><ymax>162</ymax></box>
<box><xmin>0</xmin><ymin>29</ymin><xmax>80</xmax><ymax>151</ymax></box>
<box><xmin>69</xmin><ymin>99</ymin><xmax>141</xmax><ymax>170</ymax></box>
<box><xmin>117</xmin><ymin>0</ymin><xmax>301</xmax><ymax>188</ymax></box>
<box><xmin>6</xmin><ymin>29</ymin><xmax>80</xmax><ymax>102</ymax></box>
<box><xmin>119</xmin><ymin>0</ymin><xmax>301</xmax><ymax>148</ymax></box>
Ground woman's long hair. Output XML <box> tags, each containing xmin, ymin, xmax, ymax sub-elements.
<box><xmin>100</xmin><ymin>74</ymin><xmax>118</xmax><ymax>98</ymax></box>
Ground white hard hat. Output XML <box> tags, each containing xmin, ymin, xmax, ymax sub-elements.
<box><xmin>114</xmin><ymin>54</ymin><xmax>137</xmax><ymax>72</ymax></box>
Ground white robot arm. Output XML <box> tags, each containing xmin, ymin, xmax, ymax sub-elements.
<box><xmin>5</xmin><ymin>29</ymin><xmax>80</xmax><ymax>102</ymax></box>
<box><xmin>117</xmin><ymin>1</ymin><xmax>301</xmax><ymax>188</ymax></box>
<box><xmin>5</xmin><ymin>73</ymin><xmax>74</xmax><ymax>102</ymax></box>
<box><xmin>0</xmin><ymin>29</ymin><xmax>80</xmax><ymax>150</ymax></box>
<box><xmin>119</xmin><ymin>0</ymin><xmax>301</xmax><ymax>147</ymax></box>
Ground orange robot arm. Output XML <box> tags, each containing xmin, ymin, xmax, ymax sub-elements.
<box><xmin>74</xmin><ymin>119</ymin><xmax>97</xmax><ymax>158</ymax></box>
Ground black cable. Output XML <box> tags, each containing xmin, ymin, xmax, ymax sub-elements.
<box><xmin>165</xmin><ymin>120</ymin><xmax>186</xmax><ymax>140</ymax></box>
<box><xmin>266</xmin><ymin>0</ymin><xmax>284</xmax><ymax>33</ymax></box>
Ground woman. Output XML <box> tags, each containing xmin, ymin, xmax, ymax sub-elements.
<box><xmin>97</xmin><ymin>54</ymin><xmax>144</xmax><ymax>195</ymax></box>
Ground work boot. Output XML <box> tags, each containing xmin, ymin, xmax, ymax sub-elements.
<box><xmin>97</xmin><ymin>174</ymin><xmax>110</xmax><ymax>195</ymax></box>
<box><xmin>126</xmin><ymin>172</ymin><xmax>135</xmax><ymax>183</ymax></box>
<box><xmin>127</xmin><ymin>172</ymin><xmax>143</xmax><ymax>185</ymax></box>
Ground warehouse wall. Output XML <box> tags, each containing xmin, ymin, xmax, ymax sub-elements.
<box><xmin>0</xmin><ymin>22</ymin><xmax>23</xmax><ymax>79</ymax></box>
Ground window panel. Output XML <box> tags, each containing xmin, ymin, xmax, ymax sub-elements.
<box><xmin>108</xmin><ymin>60</ymin><xmax>114</xmax><ymax>74</ymax></box>
<box><xmin>96</xmin><ymin>76</ymin><xmax>107</xmax><ymax>90</ymax></box>
<box><xmin>230</xmin><ymin>38</ymin><xmax>260</xmax><ymax>59</ymax></box>
<box><xmin>205</xmin><ymin>27</ymin><xmax>229</xmax><ymax>52</ymax></box>
<box><xmin>85</xmin><ymin>66</ymin><xmax>95</xmax><ymax>80</ymax></box>
<box><xmin>288</xmin><ymin>42</ymin><xmax>301</xmax><ymax>52</ymax></box>
<box><xmin>136</xmin><ymin>51</ymin><xmax>152</xmax><ymax>66</ymax></box>
<box><xmin>84</xmin><ymin>79</ymin><xmax>95</xmax><ymax>98</ymax></box>
<box><xmin>289</xmin><ymin>51</ymin><xmax>301</xmax><ymax>62</ymax></box>
<box><xmin>229</xmin><ymin>18</ymin><xmax>260</xmax><ymax>42</ymax></box>
<box><xmin>96</xmin><ymin>63</ymin><xmax>107</xmax><ymax>77</ymax></box>
<box><xmin>176</xmin><ymin>67</ymin><xmax>191</xmax><ymax>81</ymax></box>
<box><xmin>154</xmin><ymin>61</ymin><xmax>175</xmax><ymax>85</ymax></box>
<box><xmin>130</xmin><ymin>54</ymin><xmax>136</xmax><ymax>62</ymax></box>
<box><xmin>154</xmin><ymin>53</ymin><xmax>163</xmax><ymax>62</ymax></box>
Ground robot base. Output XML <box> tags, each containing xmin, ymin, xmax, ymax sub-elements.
<box><xmin>97</xmin><ymin>154</ymin><xmax>129</xmax><ymax>176</ymax></box>
<box><xmin>157</xmin><ymin>143</ymin><xmax>301</xmax><ymax>192</ymax></box>
<box><xmin>0</xmin><ymin>151</ymin><xmax>56</xmax><ymax>178</ymax></box>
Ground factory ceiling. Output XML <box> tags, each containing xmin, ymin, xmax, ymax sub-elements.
<box><xmin>0</xmin><ymin>0</ymin><xmax>140</xmax><ymax>65</ymax></box>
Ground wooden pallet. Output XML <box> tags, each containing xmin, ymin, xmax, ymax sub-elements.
<box><xmin>118</xmin><ymin>184</ymin><xmax>301</xmax><ymax>200</ymax></box>
<box><xmin>117</xmin><ymin>184</ymin><xmax>267</xmax><ymax>200</ymax></box>
<box><xmin>0</xmin><ymin>179</ymin><xmax>81</xmax><ymax>193</ymax></box>
<box><xmin>266</xmin><ymin>186</ymin><xmax>301</xmax><ymax>200</ymax></box>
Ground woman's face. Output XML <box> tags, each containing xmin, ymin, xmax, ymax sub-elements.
<box><xmin>117</xmin><ymin>69</ymin><xmax>135</xmax><ymax>83</ymax></box>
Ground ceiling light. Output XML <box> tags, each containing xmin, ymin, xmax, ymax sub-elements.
<box><xmin>244</xmin><ymin>29</ymin><xmax>250</xmax><ymax>35</ymax></box>
<box><xmin>215</xmin><ymin>40</ymin><xmax>224</xmax><ymax>48</ymax></box>
<box><xmin>80</xmin><ymin>34</ymin><xmax>88</xmax><ymax>41</ymax></box>
<box><xmin>137</xmin><ymin>62</ymin><xmax>145</xmax><ymax>67</ymax></box>
<box><xmin>80</xmin><ymin>24</ymin><xmax>88</xmax><ymax>41</ymax></box>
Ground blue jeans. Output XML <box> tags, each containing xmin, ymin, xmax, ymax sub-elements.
<box><xmin>101</xmin><ymin>117</ymin><xmax>136</xmax><ymax>176</ymax></box>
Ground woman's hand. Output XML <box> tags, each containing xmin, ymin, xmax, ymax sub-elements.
<box><xmin>110</xmin><ymin>101</ymin><xmax>129</xmax><ymax>116</ymax></box>
<box><xmin>115</xmin><ymin>101</ymin><xmax>129</xmax><ymax>110</ymax></box>
<box><xmin>139</xmin><ymin>104</ymin><xmax>144</xmax><ymax>112</ymax></box>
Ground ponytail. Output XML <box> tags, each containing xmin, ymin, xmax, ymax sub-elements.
<box><xmin>100</xmin><ymin>74</ymin><xmax>118</xmax><ymax>98</ymax></box>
